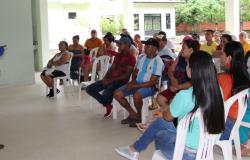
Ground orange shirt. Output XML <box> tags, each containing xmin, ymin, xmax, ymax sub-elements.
<box><xmin>217</xmin><ymin>73</ymin><xmax>238</xmax><ymax>120</ymax></box>
<box><xmin>84</xmin><ymin>38</ymin><xmax>103</xmax><ymax>51</ymax></box>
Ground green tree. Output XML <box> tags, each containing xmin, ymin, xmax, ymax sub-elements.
<box><xmin>176</xmin><ymin>0</ymin><xmax>225</xmax><ymax>31</ymax></box>
<box><xmin>240</xmin><ymin>0</ymin><xmax>250</xmax><ymax>21</ymax></box>
<box><xmin>101</xmin><ymin>15</ymin><xmax>124</xmax><ymax>36</ymax></box>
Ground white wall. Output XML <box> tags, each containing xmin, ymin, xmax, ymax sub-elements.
<box><xmin>133</xmin><ymin>3</ymin><xmax>176</xmax><ymax>39</ymax></box>
<box><xmin>0</xmin><ymin>0</ymin><xmax>35</xmax><ymax>87</ymax></box>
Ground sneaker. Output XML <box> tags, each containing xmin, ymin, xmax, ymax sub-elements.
<box><xmin>56</xmin><ymin>89</ymin><xmax>60</xmax><ymax>94</ymax></box>
<box><xmin>121</xmin><ymin>117</ymin><xmax>131</xmax><ymax>124</ymax></box>
<box><xmin>129</xmin><ymin>118</ymin><xmax>141</xmax><ymax>128</ymax></box>
<box><xmin>104</xmin><ymin>104</ymin><xmax>113</xmax><ymax>118</ymax></box>
<box><xmin>115</xmin><ymin>146</ymin><xmax>139</xmax><ymax>160</ymax></box>
<box><xmin>46</xmin><ymin>88</ymin><xmax>60</xmax><ymax>97</ymax></box>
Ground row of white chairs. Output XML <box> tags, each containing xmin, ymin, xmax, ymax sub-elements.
<box><xmin>152</xmin><ymin>88</ymin><xmax>249</xmax><ymax>160</ymax></box>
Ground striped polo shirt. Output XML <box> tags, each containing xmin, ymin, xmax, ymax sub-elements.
<box><xmin>135</xmin><ymin>54</ymin><xmax>164</xmax><ymax>83</ymax></box>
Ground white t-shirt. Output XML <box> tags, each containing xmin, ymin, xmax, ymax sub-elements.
<box><xmin>167</xmin><ymin>39</ymin><xmax>175</xmax><ymax>51</ymax></box>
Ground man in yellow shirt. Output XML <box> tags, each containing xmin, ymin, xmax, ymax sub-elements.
<box><xmin>239</xmin><ymin>31</ymin><xmax>250</xmax><ymax>55</ymax></box>
<box><xmin>200</xmin><ymin>30</ymin><xmax>217</xmax><ymax>56</ymax></box>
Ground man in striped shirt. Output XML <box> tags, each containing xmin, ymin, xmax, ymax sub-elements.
<box><xmin>114</xmin><ymin>38</ymin><xmax>164</xmax><ymax>127</ymax></box>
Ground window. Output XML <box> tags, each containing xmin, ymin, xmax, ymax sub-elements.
<box><xmin>144</xmin><ymin>14</ymin><xmax>161</xmax><ymax>36</ymax></box>
<box><xmin>68</xmin><ymin>12</ymin><xmax>77</xmax><ymax>19</ymax></box>
<box><xmin>166</xmin><ymin>13</ymin><xmax>171</xmax><ymax>29</ymax></box>
<box><xmin>134</xmin><ymin>14</ymin><xmax>139</xmax><ymax>31</ymax></box>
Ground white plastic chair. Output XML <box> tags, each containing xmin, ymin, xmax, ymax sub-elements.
<box><xmin>240</xmin><ymin>89</ymin><xmax>250</xmax><ymax>128</ymax></box>
<box><xmin>215</xmin><ymin>88</ymin><xmax>249</xmax><ymax>160</ymax></box>
<box><xmin>46</xmin><ymin>56</ymin><xmax>73</xmax><ymax>98</ymax></box>
<box><xmin>78</xmin><ymin>55</ymin><xmax>110</xmax><ymax>109</ymax></box>
<box><xmin>78</xmin><ymin>47</ymin><xmax>99</xmax><ymax>83</ymax></box>
<box><xmin>113</xmin><ymin>78</ymin><xmax>162</xmax><ymax>124</ymax></box>
<box><xmin>152</xmin><ymin>108</ymin><xmax>220</xmax><ymax>160</ymax></box>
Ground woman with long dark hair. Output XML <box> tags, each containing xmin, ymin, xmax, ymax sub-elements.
<box><xmin>219</xmin><ymin>41</ymin><xmax>250</xmax><ymax>156</ymax></box>
<box><xmin>115</xmin><ymin>51</ymin><xmax>225</xmax><ymax>160</ymax></box>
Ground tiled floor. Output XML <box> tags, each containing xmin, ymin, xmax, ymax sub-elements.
<box><xmin>0</xmin><ymin>76</ymin><xmax>246</xmax><ymax>160</ymax></box>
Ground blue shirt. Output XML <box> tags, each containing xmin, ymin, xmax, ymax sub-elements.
<box><xmin>135</xmin><ymin>54</ymin><xmax>164</xmax><ymax>83</ymax></box>
<box><xmin>170</xmin><ymin>87</ymin><xmax>200</xmax><ymax>150</ymax></box>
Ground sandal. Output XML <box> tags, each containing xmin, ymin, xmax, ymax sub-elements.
<box><xmin>136</xmin><ymin>123</ymin><xmax>149</xmax><ymax>133</ymax></box>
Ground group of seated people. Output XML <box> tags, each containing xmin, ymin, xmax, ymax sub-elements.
<box><xmin>40</xmin><ymin>28</ymin><xmax>250</xmax><ymax>159</ymax></box>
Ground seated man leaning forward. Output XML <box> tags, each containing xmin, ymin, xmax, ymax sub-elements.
<box><xmin>41</xmin><ymin>41</ymin><xmax>72</xmax><ymax>98</ymax></box>
<box><xmin>114</xmin><ymin>38</ymin><xmax>164</xmax><ymax>127</ymax></box>
<box><xmin>86</xmin><ymin>37</ymin><xmax>136</xmax><ymax>118</ymax></box>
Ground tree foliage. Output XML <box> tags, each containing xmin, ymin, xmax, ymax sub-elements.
<box><xmin>240</xmin><ymin>0</ymin><xmax>250</xmax><ymax>21</ymax></box>
<box><xmin>176</xmin><ymin>0</ymin><xmax>225</xmax><ymax>25</ymax></box>
<box><xmin>101</xmin><ymin>15</ymin><xmax>124</xmax><ymax>36</ymax></box>
<box><xmin>176</xmin><ymin>0</ymin><xmax>250</xmax><ymax>26</ymax></box>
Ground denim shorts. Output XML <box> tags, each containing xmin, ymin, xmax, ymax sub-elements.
<box><xmin>117</xmin><ymin>85</ymin><xmax>156</xmax><ymax>99</ymax></box>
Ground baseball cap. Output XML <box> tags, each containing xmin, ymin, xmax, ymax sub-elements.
<box><xmin>115</xmin><ymin>37</ymin><xmax>131</xmax><ymax>46</ymax></box>
<box><xmin>141</xmin><ymin>38</ymin><xmax>160</xmax><ymax>49</ymax></box>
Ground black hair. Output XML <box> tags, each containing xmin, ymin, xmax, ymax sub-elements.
<box><xmin>60</xmin><ymin>41</ymin><xmax>69</xmax><ymax>50</ymax></box>
<box><xmin>104</xmin><ymin>32</ymin><xmax>115</xmax><ymax>43</ymax></box>
<box><xmin>190</xmin><ymin>33</ymin><xmax>200</xmax><ymax>41</ymax></box>
<box><xmin>223</xmin><ymin>41</ymin><xmax>250</xmax><ymax>93</ymax></box>
<box><xmin>183</xmin><ymin>39</ymin><xmax>200</xmax><ymax>52</ymax></box>
<box><xmin>158</xmin><ymin>31</ymin><xmax>167</xmax><ymax>37</ymax></box>
<box><xmin>106</xmin><ymin>32</ymin><xmax>113</xmax><ymax>37</ymax></box>
<box><xmin>120</xmin><ymin>33</ymin><xmax>135</xmax><ymax>45</ymax></box>
<box><xmin>246</xmin><ymin>50</ymin><xmax>250</xmax><ymax>64</ymax></box>
<box><xmin>206</xmin><ymin>30</ymin><xmax>215</xmax><ymax>34</ymax></box>
<box><xmin>221</xmin><ymin>34</ymin><xmax>233</xmax><ymax>42</ymax></box>
<box><xmin>73</xmin><ymin>35</ymin><xmax>80</xmax><ymax>40</ymax></box>
<box><xmin>189</xmin><ymin>51</ymin><xmax>225</xmax><ymax>134</ymax></box>
<box><xmin>134</xmin><ymin>34</ymin><xmax>141</xmax><ymax>39</ymax></box>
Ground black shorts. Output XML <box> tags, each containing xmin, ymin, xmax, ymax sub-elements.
<box><xmin>41</xmin><ymin>70</ymin><xmax>66</xmax><ymax>78</ymax></box>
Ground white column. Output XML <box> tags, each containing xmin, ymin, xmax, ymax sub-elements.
<box><xmin>139</xmin><ymin>13</ymin><xmax>145</xmax><ymax>39</ymax></box>
<box><xmin>123</xmin><ymin>0</ymin><xmax>134</xmax><ymax>34</ymax></box>
<box><xmin>225</xmin><ymin>0</ymin><xmax>240</xmax><ymax>37</ymax></box>
<box><xmin>32</xmin><ymin>0</ymin><xmax>49</xmax><ymax>70</ymax></box>
<box><xmin>89</xmin><ymin>0</ymin><xmax>101</xmax><ymax>34</ymax></box>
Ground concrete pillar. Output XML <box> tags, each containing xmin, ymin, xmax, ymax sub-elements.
<box><xmin>123</xmin><ymin>0</ymin><xmax>134</xmax><ymax>34</ymax></box>
<box><xmin>32</xmin><ymin>0</ymin><xmax>49</xmax><ymax>71</ymax></box>
<box><xmin>89</xmin><ymin>0</ymin><xmax>101</xmax><ymax>35</ymax></box>
<box><xmin>225</xmin><ymin>0</ymin><xmax>240</xmax><ymax>37</ymax></box>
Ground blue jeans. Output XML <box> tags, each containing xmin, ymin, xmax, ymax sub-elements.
<box><xmin>220</xmin><ymin>117</ymin><xmax>235</xmax><ymax>140</ymax></box>
<box><xmin>118</xmin><ymin>85</ymin><xmax>156</xmax><ymax>98</ymax></box>
<box><xmin>86</xmin><ymin>80</ymin><xmax>125</xmax><ymax>107</ymax></box>
<box><xmin>134</xmin><ymin>118</ymin><xmax>196</xmax><ymax>160</ymax></box>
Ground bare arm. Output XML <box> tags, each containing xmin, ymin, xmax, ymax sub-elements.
<box><xmin>133</xmin><ymin>75</ymin><xmax>158</xmax><ymax>89</ymax></box>
<box><xmin>176</xmin><ymin>82</ymin><xmax>192</xmax><ymax>90</ymax></box>
<box><xmin>161</xmin><ymin>104</ymin><xmax>175</xmax><ymax>121</ymax></box>
<box><xmin>51</xmin><ymin>53</ymin><xmax>71</xmax><ymax>66</ymax></box>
